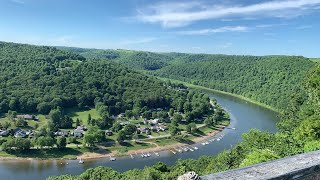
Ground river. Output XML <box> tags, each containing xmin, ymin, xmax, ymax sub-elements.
<box><xmin>0</xmin><ymin>91</ymin><xmax>279</xmax><ymax>179</ymax></box>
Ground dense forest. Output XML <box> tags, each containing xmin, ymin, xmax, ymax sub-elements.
<box><xmin>0</xmin><ymin>42</ymin><xmax>203</xmax><ymax>116</ymax></box>
<box><xmin>61</xmin><ymin>48</ymin><xmax>315</xmax><ymax>110</ymax></box>
<box><xmin>58</xmin><ymin>47</ymin><xmax>175</xmax><ymax>71</ymax></box>
<box><xmin>49</xmin><ymin>63</ymin><xmax>320</xmax><ymax>180</ymax></box>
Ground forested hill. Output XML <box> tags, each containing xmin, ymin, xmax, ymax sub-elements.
<box><xmin>154</xmin><ymin>55</ymin><xmax>315</xmax><ymax>110</ymax></box>
<box><xmin>57</xmin><ymin>47</ymin><xmax>175</xmax><ymax>70</ymax></box>
<box><xmin>60</xmin><ymin>47</ymin><xmax>316</xmax><ymax>110</ymax></box>
<box><xmin>0</xmin><ymin>42</ymin><xmax>195</xmax><ymax>116</ymax></box>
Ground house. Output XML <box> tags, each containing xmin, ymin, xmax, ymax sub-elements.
<box><xmin>139</xmin><ymin>127</ymin><xmax>151</xmax><ymax>135</ymax></box>
<box><xmin>14</xmin><ymin>130</ymin><xmax>27</xmax><ymax>138</ymax></box>
<box><xmin>150</xmin><ymin>119</ymin><xmax>160</xmax><ymax>125</ymax></box>
<box><xmin>54</xmin><ymin>130</ymin><xmax>69</xmax><ymax>137</ymax></box>
<box><xmin>72</xmin><ymin>129</ymin><xmax>83</xmax><ymax>138</ymax></box>
<box><xmin>0</xmin><ymin>130</ymin><xmax>9</xmax><ymax>137</ymax></box>
<box><xmin>151</xmin><ymin>126</ymin><xmax>158</xmax><ymax>132</ymax></box>
<box><xmin>105</xmin><ymin>130</ymin><xmax>113</xmax><ymax>136</ymax></box>
<box><xmin>75</xmin><ymin>126</ymin><xmax>87</xmax><ymax>131</ymax></box>
<box><xmin>158</xmin><ymin>125</ymin><xmax>168</xmax><ymax>131</ymax></box>
<box><xmin>120</xmin><ymin>121</ymin><xmax>130</xmax><ymax>126</ymax></box>
<box><xmin>16</xmin><ymin>114</ymin><xmax>35</xmax><ymax>120</ymax></box>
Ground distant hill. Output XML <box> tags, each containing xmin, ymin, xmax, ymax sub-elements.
<box><xmin>0</xmin><ymin>42</ymin><xmax>192</xmax><ymax>115</ymax></box>
<box><xmin>58</xmin><ymin>47</ymin><xmax>175</xmax><ymax>70</ymax></box>
<box><xmin>60</xmin><ymin>47</ymin><xmax>316</xmax><ymax>110</ymax></box>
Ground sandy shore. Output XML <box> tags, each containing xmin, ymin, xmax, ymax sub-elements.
<box><xmin>76</xmin><ymin>125</ymin><xmax>226</xmax><ymax>160</ymax></box>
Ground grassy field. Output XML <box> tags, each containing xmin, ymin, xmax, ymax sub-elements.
<box><xmin>65</xmin><ymin>107</ymin><xmax>100</xmax><ymax>126</ymax></box>
<box><xmin>0</xmin><ymin>114</ymin><xmax>48</xmax><ymax>130</ymax></box>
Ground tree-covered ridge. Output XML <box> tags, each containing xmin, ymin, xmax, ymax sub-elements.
<box><xmin>0</xmin><ymin>42</ymin><xmax>201</xmax><ymax>116</ymax></box>
<box><xmin>48</xmin><ymin>59</ymin><xmax>320</xmax><ymax>180</ymax></box>
<box><xmin>58</xmin><ymin>47</ymin><xmax>175</xmax><ymax>70</ymax></box>
<box><xmin>60</xmin><ymin>47</ymin><xmax>315</xmax><ymax>110</ymax></box>
<box><xmin>154</xmin><ymin>55</ymin><xmax>315</xmax><ymax>110</ymax></box>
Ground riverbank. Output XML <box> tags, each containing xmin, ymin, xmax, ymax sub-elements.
<box><xmin>0</xmin><ymin>123</ymin><xmax>228</xmax><ymax>161</ymax></box>
<box><xmin>76</xmin><ymin>124</ymin><xmax>227</xmax><ymax>160</ymax></box>
<box><xmin>157</xmin><ymin>77</ymin><xmax>280</xmax><ymax>113</ymax></box>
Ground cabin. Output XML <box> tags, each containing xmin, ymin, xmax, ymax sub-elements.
<box><xmin>120</xmin><ymin>121</ymin><xmax>130</xmax><ymax>126</ymax></box>
<box><xmin>16</xmin><ymin>114</ymin><xmax>38</xmax><ymax>120</ymax></box>
<box><xmin>0</xmin><ymin>130</ymin><xmax>9</xmax><ymax>137</ymax></box>
<box><xmin>54</xmin><ymin>130</ymin><xmax>69</xmax><ymax>137</ymax></box>
<box><xmin>72</xmin><ymin>129</ymin><xmax>83</xmax><ymax>138</ymax></box>
<box><xmin>14</xmin><ymin>129</ymin><xmax>27</xmax><ymax>138</ymax></box>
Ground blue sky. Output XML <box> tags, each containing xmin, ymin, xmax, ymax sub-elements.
<box><xmin>0</xmin><ymin>0</ymin><xmax>320</xmax><ymax>57</ymax></box>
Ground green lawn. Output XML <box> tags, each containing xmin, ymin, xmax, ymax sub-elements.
<box><xmin>0</xmin><ymin>147</ymin><xmax>85</xmax><ymax>159</ymax></box>
<box><xmin>0</xmin><ymin>114</ymin><xmax>48</xmax><ymax>130</ymax></box>
<box><xmin>65</xmin><ymin>107</ymin><xmax>100</xmax><ymax>126</ymax></box>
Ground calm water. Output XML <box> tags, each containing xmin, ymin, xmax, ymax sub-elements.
<box><xmin>0</xmin><ymin>91</ymin><xmax>279</xmax><ymax>180</ymax></box>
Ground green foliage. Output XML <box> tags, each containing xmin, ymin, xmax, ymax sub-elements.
<box><xmin>154</xmin><ymin>55</ymin><xmax>315</xmax><ymax>110</ymax></box>
<box><xmin>239</xmin><ymin>149</ymin><xmax>280</xmax><ymax>168</ymax></box>
<box><xmin>2</xmin><ymin>137</ymin><xmax>31</xmax><ymax>152</ymax></box>
<box><xmin>56</xmin><ymin>137</ymin><xmax>67</xmax><ymax>149</ymax></box>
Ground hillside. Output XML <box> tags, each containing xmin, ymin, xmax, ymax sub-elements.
<box><xmin>0</xmin><ymin>42</ymin><xmax>197</xmax><ymax>116</ymax></box>
<box><xmin>154</xmin><ymin>55</ymin><xmax>315</xmax><ymax>110</ymax></box>
<box><xmin>61</xmin><ymin>47</ymin><xmax>315</xmax><ymax>110</ymax></box>
<box><xmin>58</xmin><ymin>47</ymin><xmax>175</xmax><ymax>70</ymax></box>
<box><xmin>48</xmin><ymin>57</ymin><xmax>320</xmax><ymax>180</ymax></box>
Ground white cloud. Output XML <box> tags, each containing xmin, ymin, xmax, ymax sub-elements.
<box><xmin>119</xmin><ymin>37</ymin><xmax>158</xmax><ymax>45</ymax></box>
<box><xmin>136</xmin><ymin>0</ymin><xmax>320</xmax><ymax>28</ymax></box>
<box><xmin>177</xmin><ymin>26</ymin><xmax>248</xmax><ymax>35</ymax></box>
<box><xmin>11</xmin><ymin>0</ymin><xmax>24</xmax><ymax>4</ymax></box>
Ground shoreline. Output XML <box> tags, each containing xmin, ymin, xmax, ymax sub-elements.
<box><xmin>77</xmin><ymin>125</ymin><xmax>226</xmax><ymax>160</ymax></box>
<box><xmin>0</xmin><ymin>125</ymin><xmax>227</xmax><ymax>161</ymax></box>
<box><xmin>157</xmin><ymin>77</ymin><xmax>280</xmax><ymax>113</ymax></box>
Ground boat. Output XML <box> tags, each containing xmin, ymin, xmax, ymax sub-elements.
<box><xmin>79</xmin><ymin>158</ymin><xmax>84</xmax><ymax>164</ymax></box>
<box><xmin>194</xmin><ymin>146</ymin><xmax>198</xmax><ymax>150</ymax></box>
<box><xmin>183</xmin><ymin>147</ymin><xmax>188</xmax><ymax>152</ymax></box>
<box><xmin>205</xmin><ymin>141</ymin><xmax>209</xmax><ymax>145</ymax></box>
<box><xmin>154</xmin><ymin>152</ymin><xmax>160</xmax><ymax>156</ymax></box>
<box><xmin>146</xmin><ymin>153</ymin><xmax>151</xmax><ymax>157</ymax></box>
<box><xmin>217</xmin><ymin>138</ymin><xmax>221</xmax><ymax>141</ymax></box>
<box><xmin>188</xmin><ymin>147</ymin><xmax>194</xmax><ymax>152</ymax></box>
<box><xmin>110</xmin><ymin>157</ymin><xmax>116</xmax><ymax>161</ymax></box>
<box><xmin>177</xmin><ymin>148</ymin><xmax>182</xmax><ymax>153</ymax></box>
<box><xmin>141</xmin><ymin>153</ymin><xmax>145</xmax><ymax>158</ymax></box>
<box><xmin>170</xmin><ymin>150</ymin><xmax>176</xmax><ymax>154</ymax></box>
<box><xmin>201</xmin><ymin>142</ymin><xmax>206</xmax><ymax>146</ymax></box>
<box><xmin>130</xmin><ymin>154</ymin><xmax>134</xmax><ymax>159</ymax></box>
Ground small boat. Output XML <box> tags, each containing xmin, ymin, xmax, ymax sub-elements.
<box><xmin>201</xmin><ymin>142</ymin><xmax>206</xmax><ymax>146</ymax></box>
<box><xmin>183</xmin><ymin>148</ymin><xmax>188</xmax><ymax>152</ymax></box>
<box><xmin>110</xmin><ymin>157</ymin><xmax>116</xmax><ymax>161</ymax></box>
<box><xmin>146</xmin><ymin>153</ymin><xmax>151</xmax><ymax>157</ymax></box>
<box><xmin>130</xmin><ymin>154</ymin><xmax>134</xmax><ymax>159</ymax></box>
<box><xmin>217</xmin><ymin>138</ymin><xmax>221</xmax><ymax>141</ymax></box>
<box><xmin>79</xmin><ymin>158</ymin><xmax>84</xmax><ymax>164</ymax></box>
<box><xmin>188</xmin><ymin>147</ymin><xmax>194</xmax><ymax>152</ymax></box>
<box><xmin>194</xmin><ymin>146</ymin><xmax>198</xmax><ymax>150</ymax></box>
<box><xmin>170</xmin><ymin>150</ymin><xmax>176</xmax><ymax>154</ymax></box>
<box><xmin>205</xmin><ymin>141</ymin><xmax>209</xmax><ymax>145</ymax></box>
<box><xmin>154</xmin><ymin>152</ymin><xmax>160</xmax><ymax>156</ymax></box>
<box><xmin>177</xmin><ymin>148</ymin><xmax>182</xmax><ymax>153</ymax></box>
<box><xmin>141</xmin><ymin>154</ymin><xmax>145</xmax><ymax>158</ymax></box>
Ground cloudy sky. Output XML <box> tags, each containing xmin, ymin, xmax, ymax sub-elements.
<box><xmin>0</xmin><ymin>0</ymin><xmax>320</xmax><ymax>57</ymax></box>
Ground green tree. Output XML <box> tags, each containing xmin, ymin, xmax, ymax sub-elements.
<box><xmin>56</xmin><ymin>136</ymin><xmax>67</xmax><ymax>149</ymax></box>
<box><xmin>117</xmin><ymin>130</ymin><xmax>126</xmax><ymax>144</ymax></box>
